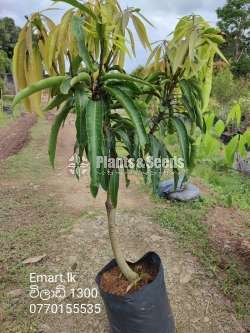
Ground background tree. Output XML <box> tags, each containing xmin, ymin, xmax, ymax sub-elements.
<box><xmin>0</xmin><ymin>50</ymin><xmax>11</xmax><ymax>74</ymax></box>
<box><xmin>217</xmin><ymin>0</ymin><xmax>250</xmax><ymax>76</ymax></box>
<box><xmin>0</xmin><ymin>17</ymin><xmax>20</xmax><ymax>59</ymax></box>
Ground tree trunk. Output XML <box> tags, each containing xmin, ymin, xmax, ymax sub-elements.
<box><xmin>105</xmin><ymin>193</ymin><xmax>139</xmax><ymax>283</ymax></box>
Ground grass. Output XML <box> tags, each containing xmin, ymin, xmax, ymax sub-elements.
<box><xmin>194</xmin><ymin>162</ymin><xmax>250</xmax><ymax>212</ymax></box>
<box><xmin>148</xmin><ymin>162</ymin><xmax>250</xmax><ymax>323</ymax></box>
<box><xmin>0</xmin><ymin>119</ymin><xmax>77</xmax><ymax>332</ymax></box>
<box><xmin>0</xmin><ymin>119</ymin><xmax>52</xmax><ymax>180</ymax></box>
<box><xmin>0</xmin><ymin>95</ymin><xmax>21</xmax><ymax>128</ymax></box>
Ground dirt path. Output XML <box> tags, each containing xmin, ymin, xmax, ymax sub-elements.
<box><xmin>0</xmin><ymin>113</ymin><xmax>36</xmax><ymax>160</ymax></box>
<box><xmin>34</xmin><ymin>116</ymin><xmax>246</xmax><ymax>333</ymax></box>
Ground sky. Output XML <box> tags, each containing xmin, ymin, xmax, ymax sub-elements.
<box><xmin>0</xmin><ymin>0</ymin><xmax>226</xmax><ymax>71</ymax></box>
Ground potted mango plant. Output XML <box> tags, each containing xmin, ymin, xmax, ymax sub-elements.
<box><xmin>12</xmin><ymin>1</ymin><xmax>225</xmax><ymax>332</ymax></box>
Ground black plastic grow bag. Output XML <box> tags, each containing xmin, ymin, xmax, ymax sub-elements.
<box><xmin>96</xmin><ymin>252</ymin><xmax>175</xmax><ymax>333</ymax></box>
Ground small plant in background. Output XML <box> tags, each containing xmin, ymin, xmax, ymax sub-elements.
<box><xmin>198</xmin><ymin>103</ymin><xmax>250</xmax><ymax>169</ymax></box>
<box><xmin>144</xmin><ymin>16</ymin><xmax>227</xmax><ymax>182</ymax></box>
<box><xmin>211</xmin><ymin>66</ymin><xmax>250</xmax><ymax>120</ymax></box>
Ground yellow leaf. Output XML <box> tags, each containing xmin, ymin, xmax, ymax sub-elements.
<box><xmin>131</xmin><ymin>14</ymin><xmax>151</xmax><ymax>50</ymax></box>
<box><xmin>13</xmin><ymin>39</ymin><xmax>31</xmax><ymax>112</ymax></box>
<box><xmin>58</xmin><ymin>10</ymin><xmax>74</xmax><ymax>53</ymax></box>
<box><xmin>28</xmin><ymin>47</ymin><xmax>43</xmax><ymax>115</ymax></box>
<box><xmin>25</xmin><ymin>25</ymin><xmax>33</xmax><ymax>55</ymax></box>
<box><xmin>127</xmin><ymin>28</ymin><xmax>136</xmax><ymax>57</ymax></box>
<box><xmin>48</xmin><ymin>26</ymin><xmax>59</xmax><ymax>70</ymax></box>
<box><xmin>42</xmin><ymin>14</ymin><xmax>56</xmax><ymax>31</ymax></box>
<box><xmin>172</xmin><ymin>39</ymin><xmax>188</xmax><ymax>74</ymax></box>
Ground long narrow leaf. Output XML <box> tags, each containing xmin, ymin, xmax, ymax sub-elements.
<box><xmin>71</xmin><ymin>15</ymin><xmax>94</xmax><ymax>72</ymax></box>
<box><xmin>13</xmin><ymin>76</ymin><xmax>67</xmax><ymax>107</ymax></box>
<box><xmin>172</xmin><ymin>117</ymin><xmax>190</xmax><ymax>169</ymax></box>
<box><xmin>86</xmin><ymin>99</ymin><xmax>103</xmax><ymax>197</ymax></box>
<box><xmin>109</xmin><ymin>171</ymin><xmax>119</xmax><ymax>208</ymax></box>
<box><xmin>106</xmin><ymin>86</ymin><xmax>147</xmax><ymax>147</ymax></box>
<box><xmin>43</xmin><ymin>94</ymin><xmax>69</xmax><ymax>112</ymax></box>
<box><xmin>75</xmin><ymin>90</ymin><xmax>89</xmax><ymax>161</ymax></box>
<box><xmin>48</xmin><ymin>100</ymin><xmax>72</xmax><ymax>167</ymax></box>
<box><xmin>52</xmin><ymin>0</ymin><xmax>96</xmax><ymax>19</ymax></box>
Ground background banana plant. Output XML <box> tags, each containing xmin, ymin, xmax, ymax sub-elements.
<box><xmin>12</xmin><ymin>2</ymin><xmax>225</xmax><ymax>283</ymax></box>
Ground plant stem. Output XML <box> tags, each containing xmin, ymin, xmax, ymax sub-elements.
<box><xmin>105</xmin><ymin>193</ymin><xmax>139</xmax><ymax>283</ymax></box>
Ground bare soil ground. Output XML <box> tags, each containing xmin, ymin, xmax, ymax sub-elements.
<box><xmin>0</xmin><ymin>115</ymin><xmax>249</xmax><ymax>332</ymax></box>
<box><xmin>0</xmin><ymin>113</ymin><xmax>36</xmax><ymax>160</ymax></box>
<box><xmin>205</xmin><ymin>206</ymin><xmax>250</xmax><ymax>267</ymax></box>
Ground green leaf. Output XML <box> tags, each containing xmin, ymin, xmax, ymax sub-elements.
<box><xmin>48</xmin><ymin>99</ymin><xmax>72</xmax><ymax>167</ymax></box>
<box><xmin>12</xmin><ymin>76</ymin><xmax>67</xmax><ymax>108</ymax></box>
<box><xmin>70</xmin><ymin>72</ymin><xmax>91</xmax><ymax>87</ymax></box>
<box><xmin>115</xmin><ymin>128</ymin><xmax>133</xmax><ymax>155</ymax></box>
<box><xmin>149</xmin><ymin>135</ymin><xmax>161</xmax><ymax>194</ymax></box>
<box><xmin>43</xmin><ymin>94</ymin><xmax>69</xmax><ymax>112</ymax></box>
<box><xmin>204</xmin><ymin>113</ymin><xmax>215</xmax><ymax>132</ymax></box>
<box><xmin>227</xmin><ymin>103</ymin><xmax>241</xmax><ymax>127</ymax></box>
<box><xmin>71</xmin><ymin>15</ymin><xmax>94</xmax><ymax>72</ymax></box>
<box><xmin>172</xmin><ymin>117</ymin><xmax>190</xmax><ymax>169</ymax></box>
<box><xmin>201</xmin><ymin>133</ymin><xmax>220</xmax><ymax>157</ymax></box>
<box><xmin>243</xmin><ymin>130</ymin><xmax>250</xmax><ymax>145</ymax></box>
<box><xmin>106</xmin><ymin>86</ymin><xmax>148</xmax><ymax>147</ymax></box>
<box><xmin>214</xmin><ymin>46</ymin><xmax>228</xmax><ymax>64</ymax></box>
<box><xmin>225</xmin><ymin>135</ymin><xmax>239</xmax><ymax>166</ymax></box>
<box><xmin>103</xmin><ymin>72</ymin><xmax>156</xmax><ymax>90</ymax></box>
<box><xmin>52</xmin><ymin>0</ymin><xmax>96</xmax><ymax>19</ymax></box>
<box><xmin>238</xmin><ymin>134</ymin><xmax>248</xmax><ymax>158</ymax></box>
<box><xmin>109</xmin><ymin>171</ymin><xmax>119</xmax><ymax>208</ymax></box>
<box><xmin>86</xmin><ymin>99</ymin><xmax>103</xmax><ymax>197</ymax></box>
<box><xmin>105</xmin><ymin>79</ymin><xmax>141</xmax><ymax>95</ymax></box>
<box><xmin>75</xmin><ymin>90</ymin><xmax>89</xmax><ymax>161</ymax></box>
<box><xmin>60</xmin><ymin>77</ymin><xmax>72</xmax><ymax>94</ymax></box>
<box><xmin>214</xmin><ymin>119</ymin><xmax>225</xmax><ymax>137</ymax></box>
<box><xmin>201</xmin><ymin>57</ymin><xmax>214</xmax><ymax>112</ymax></box>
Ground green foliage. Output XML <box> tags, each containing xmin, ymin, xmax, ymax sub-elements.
<box><xmin>86</xmin><ymin>99</ymin><xmax>103</xmax><ymax>197</ymax></box>
<box><xmin>198</xmin><ymin>103</ymin><xmax>250</xmax><ymax>166</ymax></box>
<box><xmin>146</xmin><ymin>15</ymin><xmax>226</xmax><ymax>181</ymax></box>
<box><xmin>48</xmin><ymin>100</ymin><xmax>73</xmax><ymax>167</ymax></box>
<box><xmin>107</xmin><ymin>86</ymin><xmax>147</xmax><ymax>147</ymax></box>
<box><xmin>109</xmin><ymin>171</ymin><xmax>119</xmax><ymax>208</ymax></box>
<box><xmin>0</xmin><ymin>17</ymin><xmax>20</xmax><ymax>58</ymax></box>
<box><xmin>217</xmin><ymin>0</ymin><xmax>250</xmax><ymax>76</ymax></box>
<box><xmin>211</xmin><ymin>66</ymin><xmax>250</xmax><ymax>119</ymax></box>
<box><xmin>171</xmin><ymin>117</ymin><xmax>190</xmax><ymax>169</ymax></box>
<box><xmin>0</xmin><ymin>50</ymin><xmax>11</xmax><ymax>74</ymax></box>
<box><xmin>211</xmin><ymin>66</ymin><xmax>235</xmax><ymax>106</ymax></box>
<box><xmin>71</xmin><ymin>15</ymin><xmax>94</xmax><ymax>72</ymax></box>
